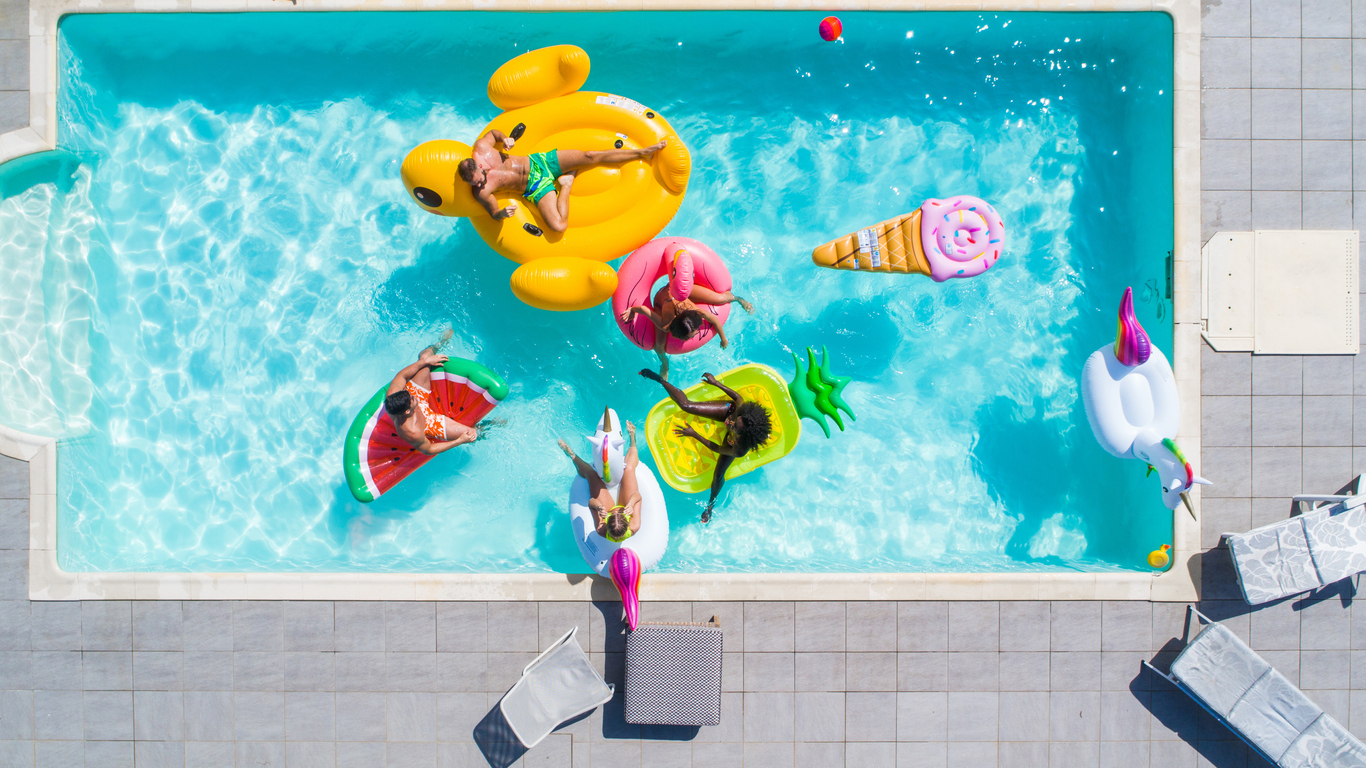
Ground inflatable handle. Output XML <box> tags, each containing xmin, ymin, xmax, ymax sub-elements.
<box><xmin>487</xmin><ymin>45</ymin><xmax>591</xmax><ymax>111</ymax></box>
<box><xmin>670</xmin><ymin>249</ymin><xmax>694</xmax><ymax>303</ymax></box>
<box><xmin>655</xmin><ymin>139</ymin><xmax>691</xmax><ymax>194</ymax></box>
<box><xmin>610</xmin><ymin>548</ymin><xmax>642</xmax><ymax>631</ymax></box>
<box><xmin>510</xmin><ymin>257</ymin><xmax>618</xmax><ymax>312</ymax></box>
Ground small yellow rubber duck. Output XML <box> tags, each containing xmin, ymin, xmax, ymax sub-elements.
<box><xmin>1147</xmin><ymin>544</ymin><xmax>1172</xmax><ymax>570</ymax></box>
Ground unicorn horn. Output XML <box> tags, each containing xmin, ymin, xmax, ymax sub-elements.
<box><xmin>1114</xmin><ymin>287</ymin><xmax>1152</xmax><ymax>367</ymax></box>
<box><xmin>602</xmin><ymin>405</ymin><xmax>613</xmax><ymax>434</ymax></box>
<box><xmin>1179</xmin><ymin>492</ymin><xmax>1196</xmax><ymax>521</ymax></box>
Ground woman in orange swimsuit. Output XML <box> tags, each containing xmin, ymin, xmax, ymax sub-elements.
<box><xmin>557</xmin><ymin>422</ymin><xmax>642</xmax><ymax>542</ymax></box>
<box><xmin>384</xmin><ymin>346</ymin><xmax>479</xmax><ymax>456</ymax></box>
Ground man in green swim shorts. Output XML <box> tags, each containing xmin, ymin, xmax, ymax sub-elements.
<box><xmin>456</xmin><ymin>129</ymin><xmax>666</xmax><ymax>233</ymax></box>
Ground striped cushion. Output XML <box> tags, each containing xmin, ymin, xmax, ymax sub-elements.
<box><xmin>624</xmin><ymin>624</ymin><xmax>723</xmax><ymax>726</ymax></box>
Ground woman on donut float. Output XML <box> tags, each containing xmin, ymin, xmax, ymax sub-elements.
<box><xmin>615</xmin><ymin>237</ymin><xmax>753</xmax><ymax>380</ymax></box>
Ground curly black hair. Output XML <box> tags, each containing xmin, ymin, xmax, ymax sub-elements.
<box><xmin>668</xmin><ymin>309</ymin><xmax>707</xmax><ymax>341</ymax></box>
<box><xmin>384</xmin><ymin>390</ymin><xmax>413</xmax><ymax>415</ymax></box>
<box><xmin>730</xmin><ymin>401</ymin><xmax>773</xmax><ymax>456</ymax></box>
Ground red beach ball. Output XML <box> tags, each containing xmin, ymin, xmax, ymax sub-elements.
<box><xmin>819</xmin><ymin>16</ymin><xmax>842</xmax><ymax>41</ymax></box>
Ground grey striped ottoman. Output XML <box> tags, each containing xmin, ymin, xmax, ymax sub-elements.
<box><xmin>624</xmin><ymin>621</ymin><xmax>724</xmax><ymax>726</ymax></box>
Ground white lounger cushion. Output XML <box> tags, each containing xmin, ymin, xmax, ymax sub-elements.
<box><xmin>1303</xmin><ymin>501</ymin><xmax>1366</xmax><ymax>585</ymax></box>
<box><xmin>1169</xmin><ymin>623</ymin><xmax>1270</xmax><ymax>718</ymax></box>
<box><xmin>1226</xmin><ymin>669</ymin><xmax>1323</xmax><ymax>761</ymax></box>
<box><xmin>1227</xmin><ymin>517</ymin><xmax>1323</xmax><ymax>605</ymax></box>
<box><xmin>1228</xmin><ymin>497</ymin><xmax>1366</xmax><ymax>605</ymax></box>
<box><xmin>1167</xmin><ymin>617</ymin><xmax>1366</xmax><ymax>766</ymax></box>
<box><xmin>1281</xmin><ymin>713</ymin><xmax>1366</xmax><ymax>768</ymax></box>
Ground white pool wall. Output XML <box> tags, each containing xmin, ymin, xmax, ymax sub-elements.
<box><xmin>3</xmin><ymin>0</ymin><xmax>1203</xmax><ymax>601</ymax></box>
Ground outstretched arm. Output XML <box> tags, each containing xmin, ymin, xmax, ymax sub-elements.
<box><xmin>623</xmin><ymin>490</ymin><xmax>643</xmax><ymax>520</ymax></box>
<box><xmin>701</xmin><ymin>312</ymin><xmax>728</xmax><ymax>348</ymax></box>
<box><xmin>422</xmin><ymin>425</ymin><xmax>479</xmax><ymax>456</ymax></box>
<box><xmin>701</xmin><ymin>372</ymin><xmax>742</xmax><ymax>404</ymax></box>
<box><xmin>473</xmin><ymin>187</ymin><xmax>516</xmax><ymax>220</ymax></box>
<box><xmin>622</xmin><ymin>305</ymin><xmax>667</xmax><ymax>330</ymax></box>
<box><xmin>673</xmin><ymin>425</ymin><xmax>738</xmax><ymax>457</ymax></box>
<box><xmin>473</xmin><ymin>129</ymin><xmax>512</xmax><ymax>152</ymax></box>
<box><xmin>419</xmin><ymin>438</ymin><xmax>460</xmax><ymax>456</ymax></box>
<box><xmin>387</xmin><ymin>353</ymin><xmax>447</xmax><ymax>396</ymax></box>
<box><xmin>703</xmin><ymin>455</ymin><xmax>736</xmax><ymax>522</ymax></box>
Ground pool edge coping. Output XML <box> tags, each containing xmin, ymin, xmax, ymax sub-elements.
<box><xmin>6</xmin><ymin>0</ymin><xmax>1203</xmax><ymax>601</ymax></box>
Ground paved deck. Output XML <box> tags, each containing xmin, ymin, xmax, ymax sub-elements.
<box><xmin>0</xmin><ymin>0</ymin><xmax>1364</xmax><ymax>764</ymax></box>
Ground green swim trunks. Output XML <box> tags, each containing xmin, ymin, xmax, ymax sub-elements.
<box><xmin>524</xmin><ymin>150</ymin><xmax>562</xmax><ymax>204</ymax></box>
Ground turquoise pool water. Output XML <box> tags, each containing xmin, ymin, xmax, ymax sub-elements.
<box><xmin>4</xmin><ymin>10</ymin><xmax>1173</xmax><ymax>573</ymax></box>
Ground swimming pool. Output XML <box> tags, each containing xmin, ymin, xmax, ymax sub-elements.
<box><xmin>4</xmin><ymin>9</ymin><xmax>1175</xmax><ymax>576</ymax></box>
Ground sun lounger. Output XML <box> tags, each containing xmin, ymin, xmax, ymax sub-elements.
<box><xmin>498</xmin><ymin>626</ymin><xmax>613</xmax><ymax>748</ymax></box>
<box><xmin>1225</xmin><ymin>478</ymin><xmax>1366</xmax><ymax>605</ymax></box>
<box><xmin>1145</xmin><ymin>606</ymin><xmax>1366</xmax><ymax>767</ymax></box>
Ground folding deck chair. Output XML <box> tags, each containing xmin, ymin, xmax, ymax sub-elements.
<box><xmin>1145</xmin><ymin>606</ymin><xmax>1366</xmax><ymax>767</ymax></box>
<box><xmin>498</xmin><ymin>627</ymin><xmax>613</xmax><ymax>748</ymax></box>
<box><xmin>1225</xmin><ymin>476</ymin><xmax>1366</xmax><ymax>605</ymax></box>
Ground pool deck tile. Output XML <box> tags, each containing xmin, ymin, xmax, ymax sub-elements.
<box><xmin>281</xmin><ymin>601</ymin><xmax>333</xmax><ymax>652</ymax></box>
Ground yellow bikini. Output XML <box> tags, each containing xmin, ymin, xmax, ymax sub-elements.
<box><xmin>596</xmin><ymin>505</ymin><xmax>634</xmax><ymax>543</ymax></box>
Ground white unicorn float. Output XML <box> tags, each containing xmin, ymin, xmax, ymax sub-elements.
<box><xmin>1081</xmin><ymin>288</ymin><xmax>1210</xmax><ymax>518</ymax></box>
<box><xmin>565</xmin><ymin>407</ymin><xmax>668</xmax><ymax>630</ymax></box>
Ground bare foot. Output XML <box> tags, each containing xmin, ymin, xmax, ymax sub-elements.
<box><xmin>557</xmin><ymin>438</ymin><xmax>577</xmax><ymax>460</ymax></box>
<box><xmin>638</xmin><ymin>368</ymin><xmax>663</xmax><ymax>383</ymax></box>
<box><xmin>435</xmin><ymin>328</ymin><xmax>454</xmax><ymax>350</ymax></box>
<box><xmin>737</xmin><ymin>297</ymin><xmax>754</xmax><ymax>314</ymax></box>
<box><xmin>626</xmin><ymin>421</ymin><xmax>637</xmax><ymax>446</ymax></box>
<box><xmin>701</xmin><ymin>508</ymin><xmax>713</xmax><ymax>524</ymax></box>
<box><xmin>557</xmin><ymin>171</ymin><xmax>577</xmax><ymax>187</ymax></box>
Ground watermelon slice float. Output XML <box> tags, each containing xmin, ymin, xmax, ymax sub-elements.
<box><xmin>343</xmin><ymin>357</ymin><xmax>510</xmax><ymax>503</ymax></box>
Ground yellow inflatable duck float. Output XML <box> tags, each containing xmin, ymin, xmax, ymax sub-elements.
<box><xmin>400</xmin><ymin>45</ymin><xmax>692</xmax><ymax>312</ymax></box>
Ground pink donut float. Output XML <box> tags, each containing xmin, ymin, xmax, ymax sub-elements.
<box><xmin>612</xmin><ymin>236</ymin><xmax>732</xmax><ymax>355</ymax></box>
<box><xmin>919</xmin><ymin>196</ymin><xmax>1006</xmax><ymax>282</ymax></box>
